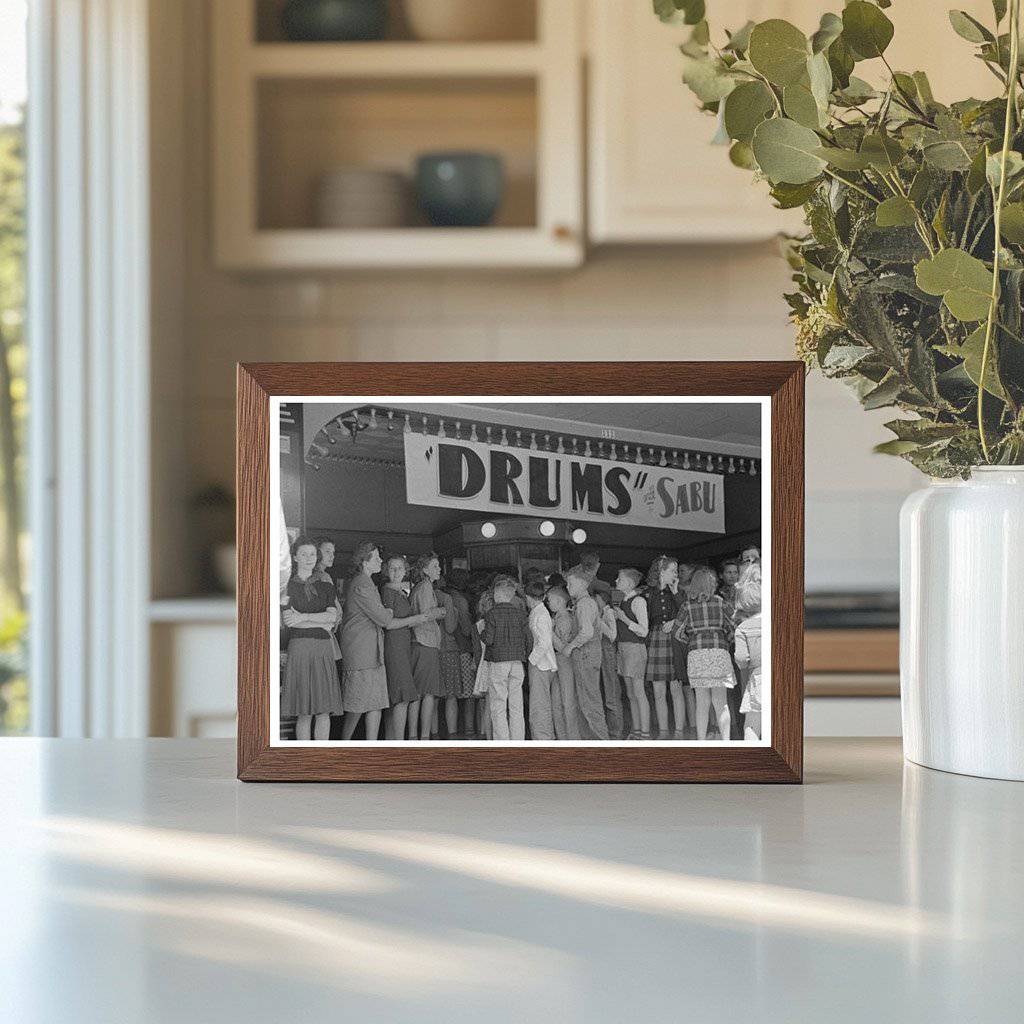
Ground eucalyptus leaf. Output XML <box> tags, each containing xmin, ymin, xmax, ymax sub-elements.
<box><xmin>724</xmin><ymin>20</ymin><xmax>755</xmax><ymax>53</ymax></box>
<box><xmin>874</xmin><ymin>439</ymin><xmax>921</xmax><ymax>455</ymax></box>
<box><xmin>653</xmin><ymin>0</ymin><xmax>705</xmax><ymax>26</ymax></box>
<box><xmin>948</xmin><ymin>10</ymin><xmax>994</xmax><ymax>44</ymax></box>
<box><xmin>875</xmin><ymin>196</ymin><xmax>918</xmax><ymax>228</ymax></box>
<box><xmin>923</xmin><ymin>141</ymin><xmax>973</xmax><ymax>171</ymax></box>
<box><xmin>915</xmin><ymin>249</ymin><xmax>994</xmax><ymax>321</ymax></box>
<box><xmin>986</xmin><ymin>150</ymin><xmax>1024</xmax><ymax>190</ymax></box>
<box><xmin>748</xmin><ymin>19</ymin><xmax>810</xmax><ymax>87</ymax></box>
<box><xmin>958</xmin><ymin>324</ymin><xmax>1007</xmax><ymax>398</ymax></box>
<box><xmin>729</xmin><ymin>140</ymin><xmax>758</xmax><ymax>170</ymax></box>
<box><xmin>723</xmin><ymin>81</ymin><xmax>775</xmax><ymax>144</ymax></box>
<box><xmin>967</xmin><ymin>143</ymin><xmax>993</xmax><ymax>193</ymax></box>
<box><xmin>842</xmin><ymin>1</ymin><xmax>895</xmax><ymax>60</ymax></box>
<box><xmin>807</xmin><ymin>51</ymin><xmax>833</xmax><ymax>111</ymax></box>
<box><xmin>770</xmin><ymin>179</ymin><xmax>820</xmax><ymax>209</ymax></box>
<box><xmin>912</xmin><ymin>71</ymin><xmax>935</xmax><ymax>105</ymax></box>
<box><xmin>815</xmin><ymin>146</ymin><xmax>872</xmax><ymax>171</ymax></box>
<box><xmin>993</xmin><ymin>1</ymin><xmax>1008</xmax><ymax>24</ymax></box>
<box><xmin>681</xmin><ymin>55</ymin><xmax>737</xmax><ymax>103</ymax></box>
<box><xmin>783</xmin><ymin>83</ymin><xmax>822</xmax><ymax>129</ymax></box>
<box><xmin>860</xmin><ymin>133</ymin><xmax>905</xmax><ymax>173</ymax></box>
<box><xmin>752</xmin><ymin>117</ymin><xmax>827</xmax><ymax>184</ymax></box>
<box><xmin>827</xmin><ymin>35</ymin><xmax>855</xmax><ymax>89</ymax></box>
<box><xmin>999</xmin><ymin>202</ymin><xmax>1024</xmax><ymax>243</ymax></box>
<box><xmin>862</xmin><ymin>374</ymin><xmax>903</xmax><ymax>410</ymax></box>
<box><xmin>810</xmin><ymin>12</ymin><xmax>843</xmax><ymax>54</ymax></box>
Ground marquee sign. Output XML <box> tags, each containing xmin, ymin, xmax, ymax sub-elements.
<box><xmin>403</xmin><ymin>433</ymin><xmax>725</xmax><ymax>534</ymax></box>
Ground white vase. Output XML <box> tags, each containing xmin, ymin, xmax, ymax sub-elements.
<box><xmin>900</xmin><ymin>467</ymin><xmax>1024</xmax><ymax>781</ymax></box>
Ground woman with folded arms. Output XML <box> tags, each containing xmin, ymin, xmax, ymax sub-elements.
<box><xmin>281</xmin><ymin>536</ymin><xmax>343</xmax><ymax>741</ymax></box>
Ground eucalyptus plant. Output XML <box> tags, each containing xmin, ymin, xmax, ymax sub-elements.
<box><xmin>658</xmin><ymin>0</ymin><xmax>1024</xmax><ymax>475</ymax></box>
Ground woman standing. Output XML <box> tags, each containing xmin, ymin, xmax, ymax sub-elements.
<box><xmin>281</xmin><ymin>536</ymin><xmax>344</xmax><ymax>741</ymax></box>
<box><xmin>409</xmin><ymin>552</ymin><xmax>446</xmax><ymax>740</ymax></box>
<box><xmin>379</xmin><ymin>555</ymin><xmax>421</xmax><ymax>740</ymax></box>
<box><xmin>440</xmin><ymin>568</ymin><xmax>477</xmax><ymax>738</ymax></box>
<box><xmin>669</xmin><ymin>562</ymin><xmax>698</xmax><ymax>739</ymax></box>
<box><xmin>340</xmin><ymin>541</ymin><xmax>442</xmax><ymax>741</ymax></box>
<box><xmin>644</xmin><ymin>555</ymin><xmax>681</xmax><ymax>739</ymax></box>
<box><xmin>313</xmin><ymin>537</ymin><xmax>344</xmax><ymax>675</ymax></box>
<box><xmin>675</xmin><ymin>566</ymin><xmax>737</xmax><ymax>742</ymax></box>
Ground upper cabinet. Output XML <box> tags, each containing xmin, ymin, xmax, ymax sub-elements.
<box><xmin>587</xmin><ymin>0</ymin><xmax>815</xmax><ymax>243</ymax></box>
<box><xmin>211</xmin><ymin>0</ymin><xmax>584</xmax><ymax>269</ymax></box>
<box><xmin>586</xmin><ymin>0</ymin><xmax>1001</xmax><ymax>245</ymax></box>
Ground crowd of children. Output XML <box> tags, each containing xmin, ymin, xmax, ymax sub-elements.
<box><xmin>281</xmin><ymin>538</ymin><xmax>763</xmax><ymax>742</ymax></box>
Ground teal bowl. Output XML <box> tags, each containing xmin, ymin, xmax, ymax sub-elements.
<box><xmin>281</xmin><ymin>0</ymin><xmax>388</xmax><ymax>42</ymax></box>
<box><xmin>415</xmin><ymin>152</ymin><xmax>505</xmax><ymax>228</ymax></box>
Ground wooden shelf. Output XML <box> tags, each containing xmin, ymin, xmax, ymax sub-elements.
<box><xmin>249</xmin><ymin>42</ymin><xmax>545</xmax><ymax>79</ymax></box>
<box><xmin>805</xmin><ymin>628</ymin><xmax>900</xmax><ymax>675</ymax></box>
<box><xmin>218</xmin><ymin>226</ymin><xmax>577</xmax><ymax>270</ymax></box>
<box><xmin>212</xmin><ymin>0</ymin><xmax>583</xmax><ymax>269</ymax></box>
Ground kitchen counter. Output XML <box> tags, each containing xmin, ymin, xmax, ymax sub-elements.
<box><xmin>2</xmin><ymin>738</ymin><xmax>1021</xmax><ymax>1023</ymax></box>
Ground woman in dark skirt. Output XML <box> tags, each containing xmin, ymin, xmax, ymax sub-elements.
<box><xmin>438</xmin><ymin>568</ymin><xmax>476</xmax><ymax>738</ymax></box>
<box><xmin>645</xmin><ymin>554</ymin><xmax>682</xmax><ymax>740</ymax></box>
<box><xmin>281</xmin><ymin>536</ymin><xmax>344</xmax><ymax>740</ymax></box>
<box><xmin>380</xmin><ymin>555</ymin><xmax>420</xmax><ymax>740</ymax></box>
<box><xmin>409</xmin><ymin>552</ymin><xmax>445</xmax><ymax>740</ymax></box>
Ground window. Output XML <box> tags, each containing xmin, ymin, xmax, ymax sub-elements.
<box><xmin>0</xmin><ymin>0</ymin><xmax>28</xmax><ymax>734</ymax></box>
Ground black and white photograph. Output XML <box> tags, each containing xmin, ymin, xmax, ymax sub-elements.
<box><xmin>272</xmin><ymin>397</ymin><xmax>770</xmax><ymax>746</ymax></box>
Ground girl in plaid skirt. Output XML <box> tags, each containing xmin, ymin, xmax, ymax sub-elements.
<box><xmin>645</xmin><ymin>555</ymin><xmax>682</xmax><ymax>739</ymax></box>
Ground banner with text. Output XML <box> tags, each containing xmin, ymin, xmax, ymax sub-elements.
<box><xmin>403</xmin><ymin>433</ymin><xmax>725</xmax><ymax>534</ymax></box>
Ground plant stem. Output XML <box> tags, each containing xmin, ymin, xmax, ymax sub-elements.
<box><xmin>821</xmin><ymin>167</ymin><xmax>879</xmax><ymax>203</ymax></box>
<box><xmin>979</xmin><ymin>0</ymin><xmax>1021</xmax><ymax>463</ymax></box>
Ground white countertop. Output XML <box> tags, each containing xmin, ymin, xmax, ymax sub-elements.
<box><xmin>1</xmin><ymin>738</ymin><xmax>1020</xmax><ymax>1023</ymax></box>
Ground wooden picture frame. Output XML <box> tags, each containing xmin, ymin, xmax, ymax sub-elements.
<box><xmin>237</xmin><ymin>362</ymin><xmax>804</xmax><ymax>782</ymax></box>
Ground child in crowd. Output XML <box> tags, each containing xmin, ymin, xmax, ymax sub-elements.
<box><xmin>547</xmin><ymin>586</ymin><xmax>580</xmax><ymax>740</ymax></box>
<box><xmin>594</xmin><ymin>586</ymin><xmax>625</xmax><ymax>740</ymax></box>
<box><xmin>675</xmin><ymin>566</ymin><xmax>736</xmax><ymax>742</ymax></box>
<box><xmin>563</xmin><ymin>571</ymin><xmax>609</xmax><ymax>739</ymax></box>
<box><xmin>481</xmin><ymin>575</ymin><xmax>532</xmax><ymax>740</ymax></box>
<box><xmin>734</xmin><ymin>563</ymin><xmax>762</xmax><ymax>741</ymax></box>
<box><xmin>525</xmin><ymin>579</ymin><xmax>557</xmax><ymax>741</ymax></box>
<box><xmin>612</xmin><ymin>568</ymin><xmax>650</xmax><ymax>740</ymax></box>
<box><xmin>718</xmin><ymin>560</ymin><xmax>739</xmax><ymax>612</ymax></box>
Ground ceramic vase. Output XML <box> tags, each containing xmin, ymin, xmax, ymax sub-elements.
<box><xmin>900</xmin><ymin>467</ymin><xmax>1024</xmax><ymax>781</ymax></box>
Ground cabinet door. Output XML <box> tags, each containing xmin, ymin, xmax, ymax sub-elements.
<box><xmin>588</xmin><ymin>1</ymin><xmax>1002</xmax><ymax>245</ymax></box>
<box><xmin>589</xmin><ymin>1</ymin><xmax>814</xmax><ymax>243</ymax></box>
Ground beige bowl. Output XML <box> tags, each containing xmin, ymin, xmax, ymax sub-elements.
<box><xmin>314</xmin><ymin>168</ymin><xmax>410</xmax><ymax>228</ymax></box>
<box><xmin>404</xmin><ymin>0</ymin><xmax>535</xmax><ymax>42</ymax></box>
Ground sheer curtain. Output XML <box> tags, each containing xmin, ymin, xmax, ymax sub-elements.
<box><xmin>28</xmin><ymin>0</ymin><xmax>150</xmax><ymax>736</ymax></box>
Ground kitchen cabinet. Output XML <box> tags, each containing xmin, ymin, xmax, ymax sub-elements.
<box><xmin>211</xmin><ymin>0</ymin><xmax>584</xmax><ymax>269</ymax></box>
<box><xmin>587</xmin><ymin>0</ymin><xmax>999</xmax><ymax>244</ymax></box>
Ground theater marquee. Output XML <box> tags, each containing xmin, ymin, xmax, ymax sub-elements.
<box><xmin>403</xmin><ymin>432</ymin><xmax>726</xmax><ymax>534</ymax></box>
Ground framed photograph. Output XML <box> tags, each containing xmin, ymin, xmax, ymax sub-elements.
<box><xmin>237</xmin><ymin>362</ymin><xmax>804</xmax><ymax>782</ymax></box>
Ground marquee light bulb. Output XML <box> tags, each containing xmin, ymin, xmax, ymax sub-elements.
<box><xmin>571</xmin><ymin>528</ymin><xmax>587</xmax><ymax>545</ymax></box>
<box><xmin>539</xmin><ymin>520</ymin><xmax>556</xmax><ymax>537</ymax></box>
<box><xmin>481</xmin><ymin>522</ymin><xmax>497</xmax><ymax>539</ymax></box>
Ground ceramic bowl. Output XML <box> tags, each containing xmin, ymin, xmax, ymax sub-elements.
<box><xmin>415</xmin><ymin>152</ymin><xmax>505</xmax><ymax>227</ymax></box>
<box><xmin>403</xmin><ymin>0</ymin><xmax>534</xmax><ymax>42</ymax></box>
<box><xmin>280</xmin><ymin>0</ymin><xmax>388</xmax><ymax>42</ymax></box>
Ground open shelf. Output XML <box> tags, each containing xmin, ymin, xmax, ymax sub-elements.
<box><xmin>254</xmin><ymin>0</ymin><xmax>538</xmax><ymax>45</ymax></box>
<box><xmin>248</xmin><ymin>41</ymin><xmax>544</xmax><ymax>78</ymax></box>
<box><xmin>257</xmin><ymin>76</ymin><xmax>538</xmax><ymax>232</ymax></box>
<box><xmin>213</xmin><ymin>0</ymin><xmax>581</xmax><ymax>268</ymax></box>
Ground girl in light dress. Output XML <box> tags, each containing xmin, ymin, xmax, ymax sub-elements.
<box><xmin>675</xmin><ymin>566</ymin><xmax>737</xmax><ymax>742</ymax></box>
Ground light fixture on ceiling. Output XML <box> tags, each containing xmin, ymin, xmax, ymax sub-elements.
<box><xmin>481</xmin><ymin>522</ymin><xmax>497</xmax><ymax>539</ymax></box>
